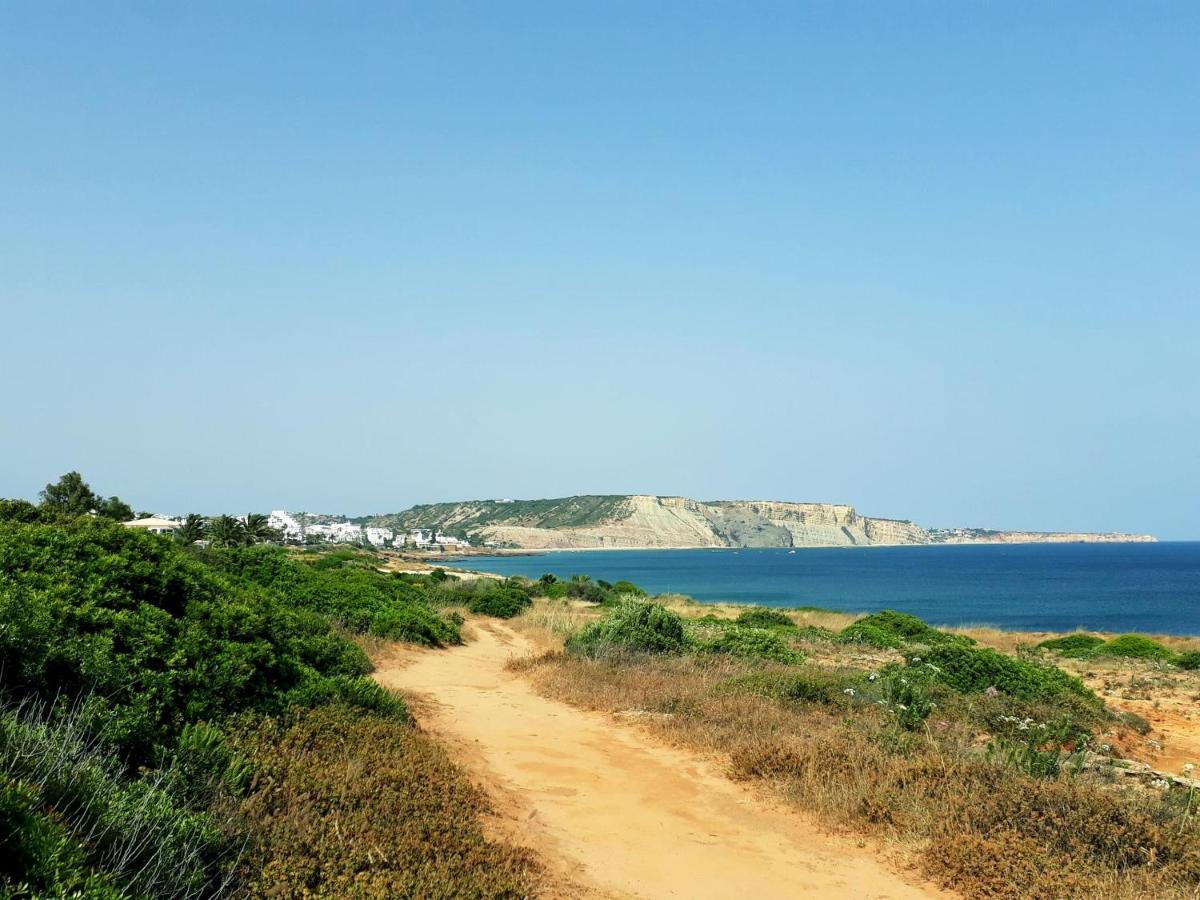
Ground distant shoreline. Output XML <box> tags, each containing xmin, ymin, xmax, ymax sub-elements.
<box><xmin>443</xmin><ymin>538</ymin><xmax>1166</xmax><ymax>557</ymax></box>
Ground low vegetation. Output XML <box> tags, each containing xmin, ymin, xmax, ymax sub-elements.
<box><xmin>233</xmin><ymin>705</ymin><xmax>537</xmax><ymax>898</ymax></box>
<box><xmin>515</xmin><ymin>597</ymin><xmax>1200</xmax><ymax>899</ymax></box>
<box><xmin>1040</xmin><ymin>631</ymin><xmax>1193</xmax><ymax>667</ymax></box>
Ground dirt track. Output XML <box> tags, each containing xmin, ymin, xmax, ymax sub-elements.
<box><xmin>374</xmin><ymin>621</ymin><xmax>947</xmax><ymax>899</ymax></box>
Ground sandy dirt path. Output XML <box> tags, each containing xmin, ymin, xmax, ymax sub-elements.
<box><xmin>374</xmin><ymin>621</ymin><xmax>948</xmax><ymax>900</ymax></box>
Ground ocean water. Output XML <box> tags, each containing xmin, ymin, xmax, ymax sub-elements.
<box><xmin>450</xmin><ymin>543</ymin><xmax>1200</xmax><ymax>635</ymax></box>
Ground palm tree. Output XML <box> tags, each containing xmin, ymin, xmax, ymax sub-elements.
<box><xmin>208</xmin><ymin>515</ymin><xmax>246</xmax><ymax>548</ymax></box>
<box><xmin>243</xmin><ymin>513</ymin><xmax>278</xmax><ymax>544</ymax></box>
<box><xmin>175</xmin><ymin>513</ymin><xmax>207</xmax><ymax>546</ymax></box>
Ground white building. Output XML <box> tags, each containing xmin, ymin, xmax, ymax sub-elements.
<box><xmin>434</xmin><ymin>532</ymin><xmax>470</xmax><ymax>548</ymax></box>
<box><xmin>365</xmin><ymin>526</ymin><xmax>393</xmax><ymax>547</ymax></box>
<box><xmin>269</xmin><ymin>510</ymin><xmax>304</xmax><ymax>541</ymax></box>
<box><xmin>306</xmin><ymin>522</ymin><xmax>364</xmax><ymax>543</ymax></box>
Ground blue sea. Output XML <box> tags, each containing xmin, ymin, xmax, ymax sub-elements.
<box><xmin>450</xmin><ymin>543</ymin><xmax>1200</xmax><ymax>635</ymax></box>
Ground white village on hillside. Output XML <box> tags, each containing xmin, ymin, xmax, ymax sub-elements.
<box><xmin>125</xmin><ymin>510</ymin><xmax>471</xmax><ymax>549</ymax></box>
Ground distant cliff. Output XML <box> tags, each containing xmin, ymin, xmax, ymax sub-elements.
<box><xmin>365</xmin><ymin>494</ymin><xmax>1154</xmax><ymax>550</ymax></box>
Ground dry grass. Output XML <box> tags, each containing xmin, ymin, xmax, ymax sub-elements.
<box><xmin>232</xmin><ymin>704</ymin><xmax>540</xmax><ymax>898</ymax></box>
<box><xmin>506</xmin><ymin>599</ymin><xmax>1200</xmax><ymax>900</ymax></box>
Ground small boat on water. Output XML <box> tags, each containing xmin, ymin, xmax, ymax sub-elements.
<box><xmin>788</xmin><ymin>550</ymin><xmax>796</xmax><ymax>554</ymax></box>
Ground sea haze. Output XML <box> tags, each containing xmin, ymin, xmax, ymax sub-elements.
<box><xmin>451</xmin><ymin>543</ymin><xmax>1200</xmax><ymax>635</ymax></box>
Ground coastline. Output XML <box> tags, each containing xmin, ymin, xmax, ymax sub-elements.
<box><xmin>436</xmin><ymin>542</ymin><xmax>1200</xmax><ymax>637</ymax></box>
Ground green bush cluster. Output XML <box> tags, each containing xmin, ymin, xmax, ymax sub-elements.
<box><xmin>1037</xmin><ymin>633</ymin><xmax>1105</xmax><ymax>657</ymax></box>
<box><xmin>734</xmin><ymin>607</ymin><xmax>796</xmax><ymax>629</ymax></box>
<box><xmin>836</xmin><ymin>622</ymin><xmax>903</xmax><ymax>649</ymax></box>
<box><xmin>1039</xmin><ymin>631</ymin><xmax>1193</xmax><ymax>667</ymax></box>
<box><xmin>0</xmin><ymin>514</ymin><xmax>423</xmax><ymax>895</ymax></box>
<box><xmin>566</xmin><ymin>601</ymin><xmax>688</xmax><ymax>656</ymax></box>
<box><xmin>1175</xmin><ymin>651</ymin><xmax>1200</xmax><ymax>670</ymax></box>
<box><xmin>836</xmin><ymin>610</ymin><xmax>973</xmax><ymax>650</ymax></box>
<box><xmin>914</xmin><ymin>645</ymin><xmax>1100</xmax><ymax>709</ymax></box>
<box><xmin>537</xmin><ymin>573</ymin><xmax>647</xmax><ymax>604</ymax></box>
<box><xmin>1091</xmin><ymin>634</ymin><xmax>1176</xmax><ymax>661</ymax></box>
<box><xmin>465</xmin><ymin>583</ymin><xmax>534</xmax><ymax>618</ymax></box>
<box><xmin>702</xmin><ymin>626</ymin><xmax>804</xmax><ymax>664</ymax></box>
<box><xmin>202</xmin><ymin>546</ymin><xmax>462</xmax><ymax>645</ymax></box>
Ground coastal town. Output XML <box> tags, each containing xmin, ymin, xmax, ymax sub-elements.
<box><xmin>125</xmin><ymin>509</ymin><xmax>474</xmax><ymax>550</ymax></box>
<box><xmin>266</xmin><ymin>510</ymin><xmax>473</xmax><ymax>549</ymax></box>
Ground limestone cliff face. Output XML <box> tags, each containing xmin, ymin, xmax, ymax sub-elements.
<box><xmin>472</xmin><ymin>495</ymin><xmax>931</xmax><ymax>549</ymax></box>
<box><xmin>373</xmin><ymin>495</ymin><xmax>1155</xmax><ymax>550</ymax></box>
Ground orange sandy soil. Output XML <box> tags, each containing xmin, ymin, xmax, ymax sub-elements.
<box><xmin>374</xmin><ymin>620</ymin><xmax>952</xmax><ymax>900</ymax></box>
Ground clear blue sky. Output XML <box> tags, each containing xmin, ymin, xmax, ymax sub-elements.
<box><xmin>1</xmin><ymin>3</ymin><xmax>1197</xmax><ymax>537</ymax></box>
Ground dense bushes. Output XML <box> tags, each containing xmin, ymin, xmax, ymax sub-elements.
<box><xmin>1091</xmin><ymin>634</ymin><xmax>1176</xmax><ymax>661</ymax></box>
<box><xmin>703</xmin><ymin>626</ymin><xmax>804</xmax><ymax>664</ymax></box>
<box><xmin>836</xmin><ymin>622</ymin><xmax>902</xmax><ymax>649</ymax></box>
<box><xmin>1175</xmin><ymin>651</ymin><xmax>1200</xmax><ymax>670</ymax></box>
<box><xmin>538</xmin><ymin>573</ymin><xmax>647</xmax><ymax>604</ymax></box>
<box><xmin>914</xmin><ymin>645</ymin><xmax>1100</xmax><ymax>708</ymax></box>
<box><xmin>836</xmin><ymin>609</ymin><xmax>973</xmax><ymax>649</ymax></box>
<box><xmin>566</xmin><ymin>601</ymin><xmax>688</xmax><ymax>656</ymax></box>
<box><xmin>201</xmin><ymin>546</ymin><xmax>462</xmax><ymax>645</ymax></box>
<box><xmin>734</xmin><ymin>607</ymin><xmax>796</xmax><ymax>629</ymax></box>
<box><xmin>0</xmin><ymin>514</ymin><xmax>462</xmax><ymax>896</ymax></box>
<box><xmin>0</xmin><ymin>519</ymin><xmax>390</xmax><ymax>765</ymax></box>
<box><xmin>1038</xmin><ymin>631</ymin><xmax>1193</xmax><ymax>666</ymax></box>
<box><xmin>0</xmin><ymin>699</ymin><xmax>232</xmax><ymax>899</ymax></box>
<box><xmin>465</xmin><ymin>583</ymin><xmax>534</xmax><ymax>618</ymax></box>
<box><xmin>1038</xmin><ymin>633</ymin><xmax>1106</xmax><ymax>656</ymax></box>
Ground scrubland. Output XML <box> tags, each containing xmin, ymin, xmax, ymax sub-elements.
<box><xmin>0</xmin><ymin>506</ymin><xmax>540</xmax><ymax>898</ymax></box>
<box><xmin>510</xmin><ymin>596</ymin><xmax>1200</xmax><ymax>899</ymax></box>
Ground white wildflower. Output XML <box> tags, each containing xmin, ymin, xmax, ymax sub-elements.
<box><xmin>843</xmin><ymin>688</ymin><xmax>856</xmax><ymax>697</ymax></box>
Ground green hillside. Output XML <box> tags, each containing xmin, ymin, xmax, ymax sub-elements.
<box><xmin>367</xmin><ymin>495</ymin><xmax>630</xmax><ymax>535</ymax></box>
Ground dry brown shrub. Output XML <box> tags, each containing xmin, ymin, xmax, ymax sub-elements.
<box><xmin>233</xmin><ymin>704</ymin><xmax>539</xmax><ymax>898</ymax></box>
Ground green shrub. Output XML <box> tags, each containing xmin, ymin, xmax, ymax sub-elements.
<box><xmin>1091</xmin><ymin>634</ymin><xmax>1175</xmax><ymax>661</ymax></box>
<box><xmin>837</xmin><ymin>623</ymin><xmax>903</xmax><ymax>649</ymax></box>
<box><xmin>466</xmin><ymin>586</ymin><xmax>534</xmax><ymax>619</ymax></box>
<box><xmin>1174</xmin><ymin>651</ymin><xmax>1200</xmax><ymax>670</ymax></box>
<box><xmin>881</xmin><ymin>673</ymin><xmax>935</xmax><ymax>730</ymax></box>
<box><xmin>0</xmin><ymin>519</ymin><xmax>381</xmax><ymax>763</ymax></box>
<box><xmin>918</xmin><ymin>645</ymin><xmax>1100</xmax><ymax>708</ymax></box>
<box><xmin>202</xmin><ymin>545</ymin><xmax>464</xmax><ymax>646</ymax></box>
<box><xmin>0</xmin><ymin>700</ymin><xmax>230</xmax><ymax>898</ymax></box>
<box><xmin>370</xmin><ymin>604</ymin><xmax>461</xmax><ymax>644</ymax></box>
<box><xmin>611</xmin><ymin>580</ymin><xmax>647</xmax><ymax>597</ymax></box>
<box><xmin>855</xmin><ymin>610</ymin><xmax>933</xmax><ymax>640</ymax></box>
<box><xmin>735</xmin><ymin>608</ymin><xmax>796</xmax><ymax>629</ymax></box>
<box><xmin>832</xmin><ymin>610</ymin><xmax>972</xmax><ymax>651</ymax></box>
<box><xmin>1038</xmin><ymin>634</ymin><xmax>1106</xmax><ymax>657</ymax></box>
<box><xmin>284</xmin><ymin>674</ymin><xmax>409</xmax><ymax>720</ymax></box>
<box><xmin>566</xmin><ymin>601</ymin><xmax>687</xmax><ymax>656</ymax></box>
<box><xmin>703</xmin><ymin>627</ymin><xmax>804</xmax><ymax>664</ymax></box>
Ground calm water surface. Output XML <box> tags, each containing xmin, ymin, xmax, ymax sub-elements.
<box><xmin>451</xmin><ymin>543</ymin><xmax>1200</xmax><ymax>634</ymax></box>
